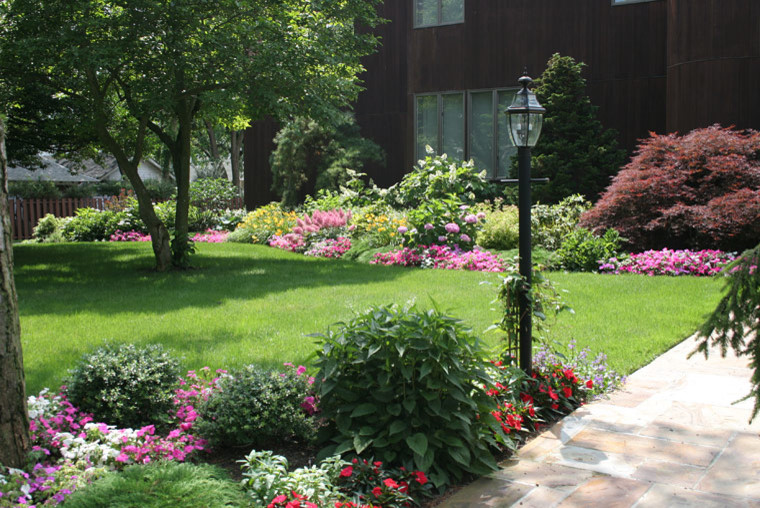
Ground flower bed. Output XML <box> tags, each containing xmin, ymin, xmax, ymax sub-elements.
<box><xmin>371</xmin><ymin>244</ymin><xmax>506</xmax><ymax>272</ymax></box>
<box><xmin>599</xmin><ymin>249</ymin><xmax>735</xmax><ymax>276</ymax></box>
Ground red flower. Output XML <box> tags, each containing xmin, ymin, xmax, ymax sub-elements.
<box><xmin>562</xmin><ymin>386</ymin><xmax>573</xmax><ymax>398</ymax></box>
<box><xmin>520</xmin><ymin>392</ymin><xmax>534</xmax><ymax>404</ymax></box>
<box><xmin>340</xmin><ymin>466</ymin><xmax>353</xmax><ymax>478</ymax></box>
<box><xmin>400</xmin><ymin>481</ymin><xmax>409</xmax><ymax>493</ymax></box>
<box><xmin>373</xmin><ymin>461</ymin><xmax>383</xmax><ymax>468</ymax></box>
<box><xmin>270</xmin><ymin>494</ymin><xmax>287</xmax><ymax>506</ymax></box>
<box><xmin>383</xmin><ymin>478</ymin><xmax>399</xmax><ymax>489</ymax></box>
<box><xmin>413</xmin><ymin>471</ymin><xmax>428</xmax><ymax>485</ymax></box>
<box><xmin>372</xmin><ymin>487</ymin><xmax>383</xmax><ymax>498</ymax></box>
<box><xmin>586</xmin><ymin>379</ymin><xmax>594</xmax><ymax>389</ymax></box>
<box><xmin>548</xmin><ymin>388</ymin><xmax>559</xmax><ymax>401</ymax></box>
<box><xmin>551</xmin><ymin>403</ymin><xmax>559</xmax><ymax>410</ymax></box>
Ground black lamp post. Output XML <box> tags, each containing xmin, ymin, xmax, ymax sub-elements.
<box><xmin>506</xmin><ymin>72</ymin><xmax>545</xmax><ymax>374</ymax></box>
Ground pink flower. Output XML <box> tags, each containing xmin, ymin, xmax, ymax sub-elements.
<box><xmin>464</xmin><ymin>214</ymin><xmax>477</xmax><ymax>224</ymax></box>
<box><xmin>340</xmin><ymin>466</ymin><xmax>353</xmax><ymax>477</ymax></box>
<box><xmin>444</xmin><ymin>222</ymin><xmax>460</xmax><ymax>234</ymax></box>
<box><xmin>424</xmin><ymin>223</ymin><xmax>434</xmax><ymax>230</ymax></box>
<box><xmin>296</xmin><ymin>365</ymin><xmax>307</xmax><ymax>375</ymax></box>
<box><xmin>398</xmin><ymin>226</ymin><xmax>408</xmax><ymax>234</ymax></box>
<box><xmin>115</xmin><ymin>453</ymin><xmax>129</xmax><ymax>463</ymax></box>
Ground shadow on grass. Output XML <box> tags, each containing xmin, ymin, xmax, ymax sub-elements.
<box><xmin>14</xmin><ymin>242</ymin><xmax>408</xmax><ymax>317</ymax></box>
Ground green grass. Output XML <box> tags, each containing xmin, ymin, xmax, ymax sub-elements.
<box><xmin>15</xmin><ymin>242</ymin><xmax>725</xmax><ymax>394</ymax></box>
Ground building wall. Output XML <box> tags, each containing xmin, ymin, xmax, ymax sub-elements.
<box><xmin>244</xmin><ymin>0</ymin><xmax>759</xmax><ymax>207</ymax></box>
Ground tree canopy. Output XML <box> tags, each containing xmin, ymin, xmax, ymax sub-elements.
<box><xmin>0</xmin><ymin>0</ymin><xmax>381</xmax><ymax>269</ymax></box>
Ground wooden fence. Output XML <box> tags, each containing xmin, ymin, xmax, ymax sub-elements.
<box><xmin>10</xmin><ymin>197</ymin><xmax>110</xmax><ymax>241</ymax></box>
<box><xmin>10</xmin><ymin>196</ymin><xmax>246</xmax><ymax>241</ymax></box>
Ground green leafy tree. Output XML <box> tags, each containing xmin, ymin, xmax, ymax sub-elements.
<box><xmin>270</xmin><ymin>112</ymin><xmax>384</xmax><ymax>208</ymax></box>
<box><xmin>0</xmin><ymin>0</ymin><xmax>380</xmax><ymax>270</ymax></box>
<box><xmin>526</xmin><ymin>54</ymin><xmax>626</xmax><ymax>204</ymax></box>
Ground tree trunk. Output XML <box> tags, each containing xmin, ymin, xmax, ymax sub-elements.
<box><xmin>230</xmin><ymin>128</ymin><xmax>243</xmax><ymax>191</ymax></box>
<box><xmin>204</xmin><ymin>120</ymin><xmax>226</xmax><ymax>179</ymax></box>
<box><xmin>171</xmin><ymin>101</ymin><xmax>195</xmax><ymax>268</ymax></box>
<box><xmin>0</xmin><ymin>118</ymin><xmax>30</xmax><ymax>468</ymax></box>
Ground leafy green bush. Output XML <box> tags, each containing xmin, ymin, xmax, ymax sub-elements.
<box><xmin>556</xmin><ymin>227</ymin><xmax>624</xmax><ymax>272</ymax></box>
<box><xmin>194</xmin><ymin>365</ymin><xmax>316</xmax><ymax>448</ymax></box>
<box><xmin>403</xmin><ymin>197</ymin><xmax>483</xmax><ymax>249</ymax></box>
<box><xmin>64</xmin><ymin>461</ymin><xmax>246</xmax><ymax>508</ymax></box>
<box><xmin>386</xmin><ymin>151</ymin><xmax>489</xmax><ymax>209</ymax></box>
<box><xmin>302</xmin><ymin>170</ymin><xmax>387</xmax><ymax>213</ymax></box>
<box><xmin>231</xmin><ymin>203</ymin><xmax>298</xmax><ymax>244</ymax></box>
<box><xmin>32</xmin><ymin>213</ymin><xmax>66</xmax><ymax>243</ymax></box>
<box><xmin>476</xmin><ymin>206</ymin><xmax>519</xmax><ymax>251</ymax></box>
<box><xmin>61</xmin><ymin>208</ymin><xmax>128</xmax><ymax>241</ymax></box>
<box><xmin>313</xmin><ymin>304</ymin><xmax>505</xmax><ymax>489</ymax></box>
<box><xmin>8</xmin><ymin>179</ymin><xmax>62</xmax><ymax>199</ymax></box>
<box><xmin>240</xmin><ymin>450</ymin><xmax>345</xmax><ymax>507</ymax></box>
<box><xmin>532</xmin><ymin>194</ymin><xmax>591</xmax><ymax>251</ymax></box>
<box><xmin>189</xmin><ymin>178</ymin><xmax>239</xmax><ymax>212</ymax></box>
<box><xmin>63</xmin><ymin>183</ymin><xmax>97</xmax><ymax>199</ymax></box>
<box><xmin>64</xmin><ymin>343</ymin><xmax>181</xmax><ymax>428</ymax></box>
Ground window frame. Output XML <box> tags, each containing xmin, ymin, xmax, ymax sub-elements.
<box><xmin>413</xmin><ymin>0</ymin><xmax>465</xmax><ymax>29</ymax></box>
<box><xmin>611</xmin><ymin>0</ymin><xmax>657</xmax><ymax>5</ymax></box>
<box><xmin>414</xmin><ymin>91</ymin><xmax>465</xmax><ymax>162</ymax></box>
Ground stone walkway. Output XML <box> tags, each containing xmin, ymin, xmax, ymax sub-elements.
<box><xmin>441</xmin><ymin>336</ymin><xmax>760</xmax><ymax>507</ymax></box>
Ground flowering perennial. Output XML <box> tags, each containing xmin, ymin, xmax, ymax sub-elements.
<box><xmin>304</xmin><ymin>237</ymin><xmax>352</xmax><ymax>259</ymax></box>
<box><xmin>599</xmin><ymin>249</ymin><xmax>735</xmax><ymax>276</ymax></box>
<box><xmin>191</xmin><ymin>230</ymin><xmax>228</xmax><ymax>243</ymax></box>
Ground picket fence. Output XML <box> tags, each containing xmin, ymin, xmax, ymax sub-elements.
<box><xmin>10</xmin><ymin>196</ymin><xmax>245</xmax><ymax>241</ymax></box>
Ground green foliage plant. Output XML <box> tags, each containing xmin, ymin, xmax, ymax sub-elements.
<box><xmin>189</xmin><ymin>178</ymin><xmax>239</xmax><ymax>213</ymax></box>
<box><xmin>476</xmin><ymin>205</ymin><xmax>519</xmax><ymax>251</ymax></box>
<box><xmin>271</xmin><ymin>113</ymin><xmax>384</xmax><ymax>208</ymax></box>
<box><xmin>313</xmin><ymin>304</ymin><xmax>506</xmax><ymax>489</ymax></box>
<box><xmin>386</xmin><ymin>150</ymin><xmax>489</xmax><ymax>209</ymax></box>
<box><xmin>531</xmin><ymin>194</ymin><xmax>592</xmax><ymax>251</ymax></box>
<box><xmin>492</xmin><ymin>262</ymin><xmax>572</xmax><ymax>361</ymax></box>
<box><xmin>64</xmin><ymin>343</ymin><xmax>181</xmax><ymax>429</ymax></box>
<box><xmin>32</xmin><ymin>214</ymin><xmax>65</xmax><ymax>243</ymax></box>
<box><xmin>8</xmin><ymin>179</ymin><xmax>62</xmax><ymax>199</ymax></box>
<box><xmin>556</xmin><ymin>228</ymin><xmax>624</xmax><ymax>272</ymax></box>
<box><xmin>528</xmin><ymin>53</ymin><xmax>626</xmax><ymax>203</ymax></box>
<box><xmin>692</xmin><ymin>245</ymin><xmax>760</xmax><ymax>421</ymax></box>
<box><xmin>63</xmin><ymin>461</ymin><xmax>246</xmax><ymax>508</ymax></box>
<box><xmin>61</xmin><ymin>208</ymin><xmax>127</xmax><ymax>242</ymax></box>
<box><xmin>230</xmin><ymin>203</ymin><xmax>298</xmax><ymax>244</ymax></box>
<box><xmin>240</xmin><ymin>450</ymin><xmax>346</xmax><ymax>507</ymax></box>
<box><xmin>194</xmin><ymin>365</ymin><xmax>316</xmax><ymax>448</ymax></box>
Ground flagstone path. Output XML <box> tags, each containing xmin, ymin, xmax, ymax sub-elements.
<box><xmin>440</xmin><ymin>336</ymin><xmax>760</xmax><ymax>507</ymax></box>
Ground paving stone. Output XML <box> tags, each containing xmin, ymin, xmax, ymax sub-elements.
<box><xmin>516</xmin><ymin>434</ymin><xmax>561</xmax><ymax>461</ymax></box>
<box><xmin>492</xmin><ymin>460</ymin><xmax>595</xmax><ymax>490</ymax></box>
<box><xmin>438</xmin><ymin>476</ymin><xmax>533</xmax><ymax>508</ymax></box>
<box><xmin>512</xmin><ymin>486</ymin><xmax>569</xmax><ymax>507</ymax></box>
<box><xmin>603</xmin><ymin>388</ymin><xmax>657</xmax><ymax>408</ymax></box>
<box><xmin>636</xmin><ymin>483</ymin><xmax>756</xmax><ymax>507</ymax></box>
<box><xmin>631</xmin><ymin>459</ymin><xmax>705</xmax><ymax>488</ymax></box>
<box><xmin>545</xmin><ymin>445</ymin><xmax>643</xmax><ymax>477</ymax></box>
<box><xmin>656</xmin><ymin>401</ymin><xmax>760</xmax><ymax>432</ymax></box>
<box><xmin>638</xmin><ymin>419</ymin><xmax>734</xmax><ymax>448</ymax></box>
<box><xmin>697</xmin><ymin>432</ymin><xmax>760</xmax><ymax>500</ymax></box>
<box><xmin>556</xmin><ymin>476</ymin><xmax>650</xmax><ymax>508</ymax></box>
<box><xmin>567</xmin><ymin>427</ymin><xmax>720</xmax><ymax>467</ymax></box>
<box><xmin>665</xmin><ymin>373</ymin><xmax>756</xmax><ymax>408</ymax></box>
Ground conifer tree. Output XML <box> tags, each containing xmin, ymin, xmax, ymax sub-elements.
<box><xmin>527</xmin><ymin>54</ymin><xmax>626</xmax><ymax>204</ymax></box>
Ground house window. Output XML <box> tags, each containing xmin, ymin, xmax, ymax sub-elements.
<box><xmin>415</xmin><ymin>92</ymin><xmax>465</xmax><ymax>162</ymax></box>
<box><xmin>414</xmin><ymin>0</ymin><xmax>464</xmax><ymax>28</ymax></box>
<box><xmin>611</xmin><ymin>0</ymin><xmax>657</xmax><ymax>5</ymax></box>
<box><xmin>415</xmin><ymin>88</ymin><xmax>517</xmax><ymax>179</ymax></box>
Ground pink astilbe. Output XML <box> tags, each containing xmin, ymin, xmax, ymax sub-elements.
<box><xmin>292</xmin><ymin>209</ymin><xmax>352</xmax><ymax>235</ymax></box>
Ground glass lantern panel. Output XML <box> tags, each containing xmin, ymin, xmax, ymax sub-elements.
<box><xmin>527</xmin><ymin>113</ymin><xmax>543</xmax><ymax>147</ymax></box>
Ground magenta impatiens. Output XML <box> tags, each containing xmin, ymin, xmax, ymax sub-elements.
<box><xmin>599</xmin><ymin>249</ymin><xmax>735</xmax><ymax>276</ymax></box>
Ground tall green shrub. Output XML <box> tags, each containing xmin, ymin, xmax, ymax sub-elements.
<box><xmin>270</xmin><ymin>113</ymin><xmax>384</xmax><ymax>207</ymax></box>
<box><xmin>526</xmin><ymin>53</ymin><xmax>626</xmax><ymax>203</ymax></box>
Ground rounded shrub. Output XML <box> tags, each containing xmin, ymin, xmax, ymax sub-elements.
<box><xmin>476</xmin><ymin>206</ymin><xmax>519</xmax><ymax>251</ymax></box>
<box><xmin>64</xmin><ymin>461</ymin><xmax>247</xmax><ymax>508</ymax></box>
<box><xmin>313</xmin><ymin>304</ymin><xmax>505</xmax><ymax>489</ymax></box>
<box><xmin>194</xmin><ymin>365</ymin><xmax>316</xmax><ymax>448</ymax></box>
<box><xmin>556</xmin><ymin>227</ymin><xmax>624</xmax><ymax>272</ymax></box>
<box><xmin>64</xmin><ymin>343</ymin><xmax>181</xmax><ymax>429</ymax></box>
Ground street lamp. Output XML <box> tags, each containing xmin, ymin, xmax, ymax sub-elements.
<box><xmin>506</xmin><ymin>72</ymin><xmax>545</xmax><ymax>374</ymax></box>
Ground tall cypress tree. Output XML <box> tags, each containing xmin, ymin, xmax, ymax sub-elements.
<box><xmin>528</xmin><ymin>54</ymin><xmax>626</xmax><ymax>204</ymax></box>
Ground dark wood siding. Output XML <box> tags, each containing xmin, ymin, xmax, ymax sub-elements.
<box><xmin>666</xmin><ymin>0</ymin><xmax>760</xmax><ymax>134</ymax></box>
<box><xmin>243</xmin><ymin>119</ymin><xmax>279</xmax><ymax>210</ymax></box>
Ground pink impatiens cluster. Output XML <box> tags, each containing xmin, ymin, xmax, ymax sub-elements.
<box><xmin>371</xmin><ymin>244</ymin><xmax>506</xmax><ymax>272</ymax></box>
<box><xmin>599</xmin><ymin>248</ymin><xmax>735</xmax><ymax>276</ymax></box>
<box><xmin>191</xmin><ymin>230</ymin><xmax>229</xmax><ymax>243</ymax></box>
<box><xmin>304</xmin><ymin>237</ymin><xmax>352</xmax><ymax>259</ymax></box>
<box><xmin>109</xmin><ymin>230</ymin><xmax>151</xmax><ymax>242</ymax></box>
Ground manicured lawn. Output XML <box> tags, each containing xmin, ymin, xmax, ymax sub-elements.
<box><xmin>15</xmin><ymin>242</ymin><xmax>725</xmax><ymax>394</ymax></box>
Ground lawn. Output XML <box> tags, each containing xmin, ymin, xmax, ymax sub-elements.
<box><xmin>15</xmin><ymin>242</ymin><xmax>725</xmax><ymax>394</ymax></box>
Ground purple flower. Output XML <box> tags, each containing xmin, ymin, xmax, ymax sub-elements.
<box><xmin>444</xmin><ymin>223</ymin><xmax>460</xmax><ymax>234</ymax></box>
<box><xmin>464</xmin><ymin>214</ymin><xmax>477</xmax><ymax>224</ymax></box>
<box><xmin>460</xmin><ymin>234</ymin><xmax>471</xmax><ymax>242</ymax></box>
<box><xmin>398</xmin><ymin>226</ymin><xmax>408</xmax><ymax>234</ymax></box>
<box><xmin>438</xmin><ymin>236</ymin><xmax>447</xmax><ymax>243</ymax></box>
<box><xmin>424</xmin><ymin>223</ymin><xmax>434</xmax><ymax>230</ymax></box>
